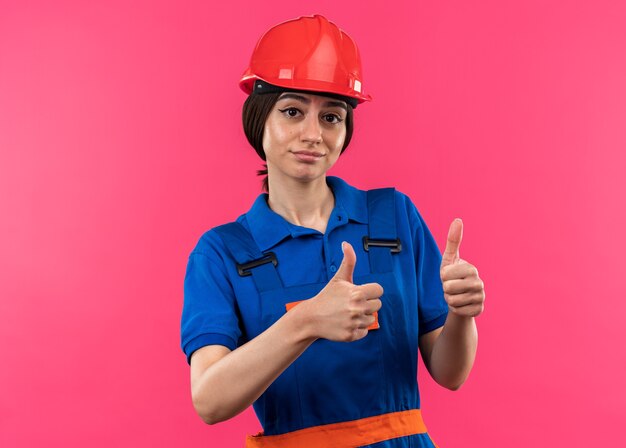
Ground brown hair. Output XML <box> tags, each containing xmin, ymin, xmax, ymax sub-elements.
<box><xmin>242</xmin><ymin>92</ymin><xmax>354</xmax><ymax>192</ymax></box>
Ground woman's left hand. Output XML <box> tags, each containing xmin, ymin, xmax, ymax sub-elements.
<box><xmin>440</xmin><ymin>219</ymin><xmax>485</xmax><ymax>318</ymax></box>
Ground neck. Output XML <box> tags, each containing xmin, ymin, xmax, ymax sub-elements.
<box><xmin>266</xmin><ymin>174</ymin><xmax>335</xmax><ymax>233</ymax></box>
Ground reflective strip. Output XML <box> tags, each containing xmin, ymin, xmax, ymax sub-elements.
<box><xmin>285</xmin><ymin>300</ymin><xmax>380</xmax><ymax>330</ymax></box>
<box><xmin>245</xmin><ymin>409</ymin><xmax>427</xmax><ymax>448</ymax></box>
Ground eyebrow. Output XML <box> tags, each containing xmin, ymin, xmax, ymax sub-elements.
<box><xmin>277</xmin><ymin>93</ymin><xmax>347</xmax><ymax>111</ymax></box>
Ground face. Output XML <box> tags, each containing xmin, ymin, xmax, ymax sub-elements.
<box><xmin>262</xmin><ymin>91</ymin><xmax>348</xmax><ymax>185</ymax></box>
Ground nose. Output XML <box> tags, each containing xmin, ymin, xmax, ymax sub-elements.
<box><xmin>300</xmin><ymin>112</ymin><xmax>322</xmax><ymax>145</ymax></box>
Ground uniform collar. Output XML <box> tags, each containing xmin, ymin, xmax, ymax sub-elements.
<box><xmin>244</xmin><ymin>176</ymin><xmax>368</xmax><ymax>252</ymax></box>
<box><xmin>327</xmin><ymin>176</ymin><xmax>368</xmax><ymax>224</ymax></box>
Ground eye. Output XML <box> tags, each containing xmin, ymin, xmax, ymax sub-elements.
<box><xmin>278</xmin><ymin>107</ymin><xmax>301</xmax><ymax>118</ymax></box>
<box><xmin>323</xmin><ymin>113</ymin><xmax>343</xmax><ymax>124</ymax></box>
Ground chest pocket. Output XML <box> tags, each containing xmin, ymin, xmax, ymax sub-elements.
<box><xmin>214</xmin><ymin>188</ymin><xmax>414</xmax><ymax>435</ymax></box>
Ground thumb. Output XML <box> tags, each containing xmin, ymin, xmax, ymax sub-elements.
<box><xmin>334</xmin><ymin>241</ymin><xmax>356</xmax><ymax>283</ymax></box>
<box><xmin>441</xmin><ymin>218</ymin><xmax>463</xmax><ymax>268</ymax></box>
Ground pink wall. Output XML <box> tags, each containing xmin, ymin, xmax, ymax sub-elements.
<box><xmin>1</xmin><ymin>1</ymin><xmax>624</xmax><ymax>446</ymax></box>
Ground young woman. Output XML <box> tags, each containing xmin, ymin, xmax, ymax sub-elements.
<box><xmin>181</xmin><ymin>14</ymin><xmax>485</xmax><ymax>447</ymax></box>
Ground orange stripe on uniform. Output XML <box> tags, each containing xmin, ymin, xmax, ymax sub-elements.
<box><xmin>245</xmin><ymin>409</ymin><xmax>428</xmax><ymax>448</ymax></box>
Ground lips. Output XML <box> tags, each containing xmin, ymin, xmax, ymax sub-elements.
<box><xmin>291</xmin><ymin>150</ymin><xmax>324</xmax><ymax>163</ymax></box>
<box><xmin>292</xmin><ymin>150</ymin><xmax>324</xmax><ymax>157</ymax></box>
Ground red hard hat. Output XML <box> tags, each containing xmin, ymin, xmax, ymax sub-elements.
<box><xmin>240</xmin><ymin>15</ymin><xmax>372</xmax><ymax>105</ymax></box>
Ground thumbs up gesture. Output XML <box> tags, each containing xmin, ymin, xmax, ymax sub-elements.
<box><xmin>440</xmin><ymin>219</ymin><xmax>485</xmax><ymax>317</ymax></box>
<box><xmin>305</xmin><ymin>242</ymin><xmax>384</xmax><ymax>342</ymax></box>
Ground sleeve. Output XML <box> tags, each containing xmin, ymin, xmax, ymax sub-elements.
<box><xmin>406</xmin><ymin>197</ymin><xmax>449</xmax><ymax>336</ymax></box>
<box><xmin>180</xmin><ymin>232</ymin><xmax>242</xmax><ymax>364</ymax></box>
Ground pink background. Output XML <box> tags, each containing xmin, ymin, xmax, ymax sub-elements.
<box><xmin>1</xmin><ymin>0</ymin><xmax>625</xmax><ymax>446</ymax></box>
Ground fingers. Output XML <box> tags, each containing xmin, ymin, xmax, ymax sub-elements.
<box><xmin>352</xmin><ymin>327</ymin><xmax>370</xmax><ymax>341</ymax></box>
<box><xmin>363</xmin><ymin>298</ymin><xmax>382</xmax><ymax>315</ymax></box>
<box><xmin>446</xmin><ymin>298</ymin><xmax>485</xmax><ymax>317</ymax></box>
<box><xmin>441</xmin><ymin>258</ymin><xmax>486</xmax><ymax>318</ymax></box>
<box><xmin>442</xmin><ymin>277</ymin><xmax>484</xmax><ymax>295</ymax></box>
<box><xmin>351</xmin><ymin>283</ymin><xmax>382</xmax><ymax>315</ymax></box>
<box><xmin>334</xmin><ymin>241</ymin><xmax>356</xmax><ymax>283</ymax></box>
<box><xmin>440</xmin><ymin>259</ymin><xmax>478</xmax><ymax>282</ymax></box>
<box><xmin>441</xmin><ymin>218</ymin><xmax>463</xmax><ymax>268</ymax></box>
<box><xmin>351</xmin><ymin>314</ymin><xmax>378</xmax><ymax>341</ymax></box>
<box><xmin>356</xmin><ymin>313</ymin><xmax>377</xmax><ymax>328</ymax></box>
<box><xmin>444</xmin><ymin>291</ymin><xmax>485</xmax><ymax>308</ymax></box>
<box><xmin>355</xmin><ymin>282</ymin><xmax>384</xmax><ymax>299</ymax></box>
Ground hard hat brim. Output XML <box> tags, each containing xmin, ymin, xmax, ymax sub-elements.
<box><xmin>240</xmin><ymin>75</ymin><xmax>372</xmax><ymax>105</ymax></box>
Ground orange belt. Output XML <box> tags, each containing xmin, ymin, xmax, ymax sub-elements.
<box><xmin>245</xmin><ymin>409</ymin><xmax>428</xmax><ymax>448</ymax></box>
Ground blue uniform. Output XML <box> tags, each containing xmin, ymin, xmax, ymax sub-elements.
<box><xmin>181</xmin><ymin>176</ymin><xmax>448</xmax><ymax>447</ymax></box>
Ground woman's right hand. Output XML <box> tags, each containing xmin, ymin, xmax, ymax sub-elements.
<box><xmin>189</xmin><ymin>241</ymin><xmax>382</xmax><ymax>425</ymax></box>
<box><xmin>302</xmin><ymin>241</ymin><xmax>383</xmax><ymax>342</ymax></box>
